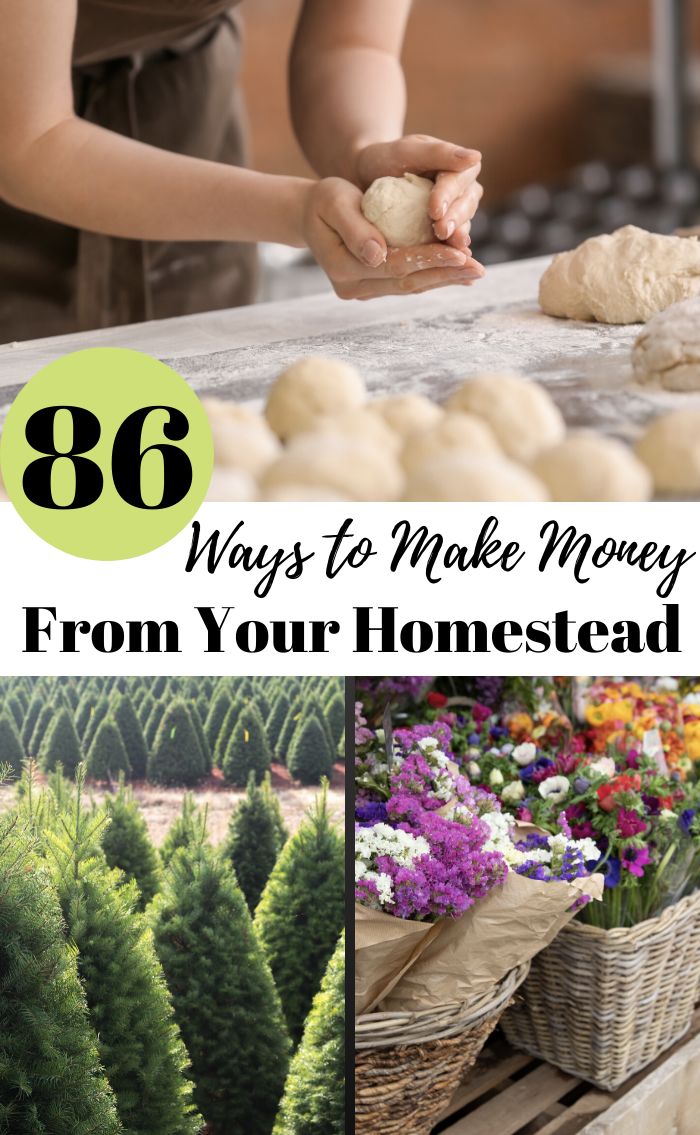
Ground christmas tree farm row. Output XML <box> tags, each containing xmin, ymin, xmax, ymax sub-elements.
<box><xmin>0</xmin><ymin>674</ymin><xmax>345</xmax><ymax>787</ymax></box>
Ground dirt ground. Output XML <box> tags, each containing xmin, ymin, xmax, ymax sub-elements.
<box><xmin>0</xmin><ymin>762</ymin><xmax>346</xmax><ymax>847</ymax></box>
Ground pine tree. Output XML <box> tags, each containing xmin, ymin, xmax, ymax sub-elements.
<box><xmin>0</xmin><ymin>711</ymin><xmax>24</xmax><ymax>776</ymax></box>
<box><xmin>262</xmin><ymin>772</ymin><xmax>289</xmax><ymax>854</ymax></box>
<box><xmin>151</xmin><ymin>843</ymin><xmax>290</xmax><ymax>1135</ymax></box>
<box><xmin>223</xmin><ymin>772</ymin><xmax>284</xmax><ymax>911</ymax></box>
<box><xmin>74</xmin><ymin>688</ymin><xmax>98</xmax><ymax>739</ymax></box>
<box><xmin>277</xmin><ymin>699</ymin><xmax>303</xmax><ymax>763</ymax></box>
<box><xmin>213</xmin><ymin>696</ymin><xmax>242</xmax><ymax>767</ymax></box>
<box><xmin>44</xmin><ymin>793</ymin><xmax>200</xmax><ymax>1135</ymax></box>
<box><xmin>148</xmin><ymin>701</ymin><xmax>205</xmax><ymax>787</ymax></box>
<box><xmin>110</xmin><ymin>692</ymin><xmax>149</xmax><ymax>780</ymax></box>
<box><xmin>0</xmin><ymin>817</ymin><xmax>120</xmax><ymax>1135</ymax></box>
<box><xmin>189</xmin><ymin>707</ymin><xmax>212</xmax><ymax>775</ymax></box>
<box><xmin>203</xmin><ymin>687</ymin><xmax>231</xmax><ymax>755</ymax></box>
<box><xmin>144</xmin><ymin>699</ymin><xmax>168</xmax><ymax>752</ymax></box>
<box><xmin>101</xmin><ymin>780</ymin><xmax>161</xmax><ymax>908</ymax></box>
<box><xmin>159</xmin><ymin>793</ymin><xmax>207</xmax><ymax>868</ymax></box>
<box><xmin>274</xmin><ymin>933</ymin><xmax>345</xmax><ymax>1135</ymax></box>
<box><xmin>83</xmin><ymin>695</ymin><xmax>110</xmax><ymax>752</ymax></box>
<box><xmin>255</xmin><ymin>787</ymin><xmax>344</xmax><ymax>1043</ymax></box>
<box><xmin>86</xmin><ymin>718</ymin><xmax>132</xmax><ymax>781</ymax></box>
<box><xmin>287</xmin><ymin>715</ymin><xmax>333</xmax><ymax>786</ymax></box>
<box><xmin>5</xmin><ymin>692</ymin><xmax>24</xmax><ymax>731</ymax></box>
<box><xmin>266</xmin><ymin>691</ymin><xmax>290</xmax><ymax>756</ymax></box>
<box><xmin>221</xmin><ymin>702</ymin><xmax>271</xmax><ymax>787</ymax></box>
<box><xmin>324</xmin><ymin>691</ymin><xmax>345</xmax><ymax>748</ymax></box>
<box><xmin>21</xmin><ymin>689</ymin><xmax>44</xmax><ymax>753</ymax></box>
<box><xmin>137</xmin><ymin>691</ymin><xmax>155</xmax><ymax>730</ymax></box>
<box><xmin>302</xmin><ymin>696</ymin><xmax>335</xmax><ymax>760</ymax></box>
<box><xmin>39</xmin><ymin>706</ymin><xmax>83</xmax><ymax>776</ymax></box>
<box><xmin>28</xmin><ymin>700</ymin><xmax>54</xmax><ymax>757</ymax></box>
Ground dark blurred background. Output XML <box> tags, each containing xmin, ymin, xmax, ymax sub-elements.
<box><xmin>241</xmin><ymin>0</ymin><xmax>700</xmax><ymax>276</ymax></box>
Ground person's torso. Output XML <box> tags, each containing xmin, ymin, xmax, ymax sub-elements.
<box><xmin>74</xmin><ymin>0</ymin><xmax>240</xmax><ymax>65</ymax></box>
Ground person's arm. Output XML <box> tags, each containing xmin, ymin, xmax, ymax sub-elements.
<box><xmin>0</xmin><ymin>0</ymin><xmax>310</xmax><ymax>246</ymax></box>
<box><xmin>290</xmin><ymin>0</ymin><xmax>483</xmax><ymax>250</ymax></box>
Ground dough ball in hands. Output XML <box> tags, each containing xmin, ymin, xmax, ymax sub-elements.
<box><xmin>532</xmin><ymin>433</ymin><xmax>651</xmax><ymax>501</ymax></box>
<box><xmin>632</xmin><ymin>297</ymin><xmax>700</xmax><ymax>391</ymax></box>
<box><xmin>265</xmin><ymin>356</ymin><xmax>365</xmax><ymax>440</ymax></box>
<box><xmin>369</xmin><ymin>393</ymin><xmax>444</xmax><ymax>441</ymax></box>
<box><xmin>447</xmin><ymin>373</ymin><xmax>565</xmax><ymax>463</ymax></box>
<box><xmin>206</xmin><ymin>469</ymin><xmax>258</xmax><ymax>502</ymax></box>
<box><xmin>404</xmin><ymin>453</ymin><xmax>548</xmax><ymax>501</ymax></box>
<box><xmin>635</xmin><ymin>410</ymin><xmax>700</xmax><ymax>493</ymax></box>
<box><xmin>202</xmin><ymin>398</ymin><xmax>281</xmax><ymax>476</ymax></box>
<box><xmin>260</xmin><ymin>434</ymin><xmax>404</xmax><ymax>501</ymax></box>
<box><xmin>401</xmin><ymin>412</ymin><xmax>501</xmax><ymax>474</ymax></box>
<box><xmin>539</xmin><ymin>226</ymin><xmax>700</xmax><ymax>324</ymax></box>
<box><xmin>361</xmin><ymin>173</ymin><xmax>435</xmax><ymax>247</ymax></box>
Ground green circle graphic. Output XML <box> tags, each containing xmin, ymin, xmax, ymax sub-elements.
<box><xmin>0</xmin><ymin>347</ymin><xmax>213</xmax><ymax>560</ymax></box>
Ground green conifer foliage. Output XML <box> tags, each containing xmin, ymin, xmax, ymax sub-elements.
<box><xmin>287</xmin><ymin>715</ymin><xmax>333</xmax><ymax>786</ymax></box>
<box><xmin>189</xmin><ymin>707</ymin><xmax>212</xmax><ymax>775</ymax></box>
<box><xmin>28</xmin><ymin>701</ymin><xmax>54</xmax><ymax>758</ymax></box>
<box><xmin>223</xmin><ymin>772</ymin><xmax>283</xmax><ymax>911</ymax></box>
<box><xmin>255</xmin><ymin>787</ymin><xmax>344</xmax><ymax>1043</ymax></box>
<box><xmin>0</xmin><ymin>818</ymin><xmax>120</xmax><ymax>1135</ymax></box>
<box><xmin>276</xmin><ymin>700</ymin><xmax>303</xmax><ymax>763</ymax></box>
<box><xmin>273</xmin><ymin>933</ymin><xmax>345</xmax><ymax>1135</ymax></box>
<box><xmin>213</xmin><ymin>696</ymin><xmax>242</xmax><ymax>768</ymax></box>
<box><xmin>110</xmin><ymin>693</ymin><xmax>149</xmax><ymax>780</ymax></box>
<box><xmin>324</xmin><ymin>691</ymin><xmax>346</xmax><ymax>748</ymax></box>
<box><xmin>39</xmin><ymin>706</ymin><xmax>83</xmax><ymax>776</ymax></box>
<box><xmin>137</xmin><ymin>692</ymin><xmax>155</xmax><ymax>730</ymax></box>
<box><xmin>101</xmin><ymin>781</ymin><xmax>161</xmax><ymax>908</ymax></box>
<box><xmin>159</xmin><ymin>793</ymin><xmax>206</xmax><ymax>868</ymax></box>
<box><xmin>86</xmin><ymin>718</ymin><xmax>132</xmax><ymax>781</ymax></box>
<box><xmin>5</xmin><ymin>692</ymin><xmax>24</xmax><ymax>731</ymax></box>
<box><xmin>151</xmin><ymin>844</ymin><xmax>290</xmax><ymax>1135</ymax></box>
<box><xmin>203</xmin><ymin>688</ymin><xmax>231</xmax><ymax>756</ymax></box>
<box><xmin>44</xmin><ymin>795</ymin><xmax>200</xmax><ymax>1135</ymax></box>
<box><xmin>221</xmin><ymin>703</ymin><xmax>271</xmax><ymax>787</ymax></box>
<box><xmin>21</xmin><ymin>690</ymin><xmax>44</xmax><ymax>753</ymax></box>
<box><xmin>266</xmin><ymin>691</ymin><xmax>290</xmax><ymax>756</ymax></box>
<box><xmin>82</xmin><ymin>695</ymin><xmax>110</xmax><ymax>752</ymax></box>
<box><xmin>144</xmin><ymin>700</ymin><xmax>167</xmax><ymax>752</ymax></box>
<box><xmin>147</xmin><ymin>701</ymin><xmax>205</xmax><ymax>787</ymax></box>
<box><xmin>0</xmin><ymin>711</ymin><xmax>24</xmax><ymax>776</ymax></box>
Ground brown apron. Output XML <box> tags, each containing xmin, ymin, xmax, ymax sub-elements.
<box><xmin>0</xmin><ymin>0</ymin><xmax>257</xmax><ymax>343</ymax></box>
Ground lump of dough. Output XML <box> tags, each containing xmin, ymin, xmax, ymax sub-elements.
<box><xmin>206</xmin><ymin>469</ymin><xmax>258</xmax><ymax>502</ymax></box>
<box><xmin>632</xmin><ymin>297</ymin><xmax>700</xmax><ymax>391</ymax></box>
<box><xmin>369</xmin><ymin>393</ymin><xmax>444</xmax><ymax>440</ymax></box>
<box><xmin>361</xmin><ymin>173</ymin><xmax>435</xmax><ymax>247</ymax></box>
<box><xmin>265</xmin><ymin>356</ymin><xmax>365</xmax><ymax>440</ymax></box>
<box><xmin>260</xmin><ymin>434</ymin><xmax>404</xmax><ymax>501</ymax></box>
<box><xmin>263</xmin><ymin>485</ymin><xmax>350</xmax><ymax>502</ymax></box>
<box><xmin>635</xmin><ymin>410</ymin><xmax>700</xmax><ymax>493</ymax></box>
<box><xmin>309</xmin><ymin>408</ymin><xmax>401</xmax><ymax>455</ymax></box>
<box><xmin>539</xmin><ymin>226</ymin><xmax>700</xmax><ymax>324</ymax></box>
<box><xmin>446</xmin><ymin>373</ymin><xmax>565</xmax><ymax>463</ymax></box>
<box><xmin>404</xmin><ymin>453</ymin><xmax>548</xmax><ymax>502</ymax></box>
<box><xmin>401</xmin><ymin>412</ymin><xmax>501</xmax><ymax>473</ymax></box>
<box><xmin>202</xmin><ymin>398</ymin><xmax>281</xmax><ymax>476</ymax></box>
<box><xmin>532</xmin><ymin>432</ymin><xmax>651</xmax><ymax>501</ymax></box>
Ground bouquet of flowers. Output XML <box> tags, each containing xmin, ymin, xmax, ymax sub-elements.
<box><xmin>355</xmin><ymin>704</ymin><xmax>602</xmax><ymax>1014</ymax></box>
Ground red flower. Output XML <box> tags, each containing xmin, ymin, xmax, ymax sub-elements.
<box><xmin>597</xmin><ymin>774</ymin><xmax>642</xmax><ymax>813</ymax></box>
<box><xmin>617</xmin><ymin>808</ymin><xmax>647</xmax><ymax>837</ymax></box>
<box><xmin>427</xmin><ymin>691</ymin><xmax>448</xmax><ymax>708</ymax></box>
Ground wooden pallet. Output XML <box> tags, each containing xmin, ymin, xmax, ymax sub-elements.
<box><xmin>433</xmin><ymin>1008</ymin><xmax>700</xmax><ymax>1135</ymax></box>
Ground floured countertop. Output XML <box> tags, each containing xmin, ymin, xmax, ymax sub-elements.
<box><xmin>1</xmin><ymin>254</ymin><xmax>698</xmax><ymax>442</ymax></box>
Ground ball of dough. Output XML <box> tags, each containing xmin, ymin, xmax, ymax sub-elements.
<box><xmin>532</xmin><ymin>432</ymin><xmax>651</xmax><ymax>501</ymax></box>
<box><xmin>369</xmin><ymin>393</ymin><xmax>444</xmax><ymax>440</ymax></box>
<box><xmin>203</xmin><ymin>397</ymin><xmax>281</xmax><ymax>475</ymax></box>
<box><xmin>206</xmin><ymin>469</ymin><xmax>258</xmax><ymax>502</ymax></box>
<box><xmin>404</xmin><ymin>453</ymin><xmax>549</xmax><ymax>502</ymax></box>
<box><xmin>361</xmin><ymin>173</ymin><xmax>435</xmax><ymax>247</ymax></box>
<box><xmin>401</xmin><ymin>411</ymin><xmax>501</xmax><ymax>473</ymax></box>
<box><xmin>446</xmin><ymin>373</ymin><xmax>565</xmax><ymax>463</ymax></box>
<box><xmin>310</xmin><ymin>408</ymin><xmax>401</xmax><ymax>455</ymax></box>
<box><xmin>635</xmin><ymin>410</ymin><xmax>700</xmax><ymax>493</ymax></box>
<box><xmin>263</xmin><ymin>485</ymin><xmax>350</xmax><ymax>502</ymax></box>
<box><xmin>539</xmin><ymin>226</ymin><xmax>700</xmax><ymax>324</ymax></box>
<box><xmin>265</xmin><ymin>356</ymin><xmax>366</xmax><ymax>440</ymax></box>
<box><xmin>261</xmin><ymin>435</ymin><xmax>404</xmax><ymax>501</ymax></box>
<box><xmin>632</xmin><ymin>297</ymin><xmax>700</xmax><ymax>391</ymax></box>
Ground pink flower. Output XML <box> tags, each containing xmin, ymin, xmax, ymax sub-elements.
<box><xmin>621</xmin><ymin>845</ymin><xmax>651</xmax><ymax>878</ymax></box>
<box><xmin>617</xmin><ymin>808</ymin><xmax>647</xmax><ymax>838</ymax></box>
<box><xmin>516</xmin><ymin>806</ymin><xmax>533</xmax><ymax>822</ymax></box>
<box><xmin>472</xmin><ymin>702</ymin><xmax>493</xmax><ymax>725</ymax></box>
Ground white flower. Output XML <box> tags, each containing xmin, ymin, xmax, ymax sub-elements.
<box><xmin>587</xmin><ymin>756</ymin><xmax>616</xmax><ymax>779</ymax></box>
<box><xmin>502</xmin><ymin>780</ymin><xmax>525</xmax><ymax>803</ymax></box>
<box><xmin>501</xmin><ymin>743</ymin><xmax>514</xmax><ymax>755</ymax></box>
<box><xmin>549</xmin><ymin>832</ymin><xmax>568</xmax><ymax>855</ymax></box>
<box><xmin>521</xmin><ymin>848</ymin><xmax>552</xmax><ymax>864</ymax></box>
<box><xmin>660</xmin><ymin>808</ymin><xmax>676</xmax><ymax>820</ymax></box>
<box><xmin>355</xmin><ymin>823</ymin><xmax>429</xmax><ymax>869</ymax></box>
<box><xmin>467</xmin><ymin>761</ymin><xmax>481</xmax><ymax>779</ymax></box>
<box><xmin>656</xmin><ymin>677</ymin><xmax>678</xmax><ymax>692</ymax></box>
<box><xmin>572</xmin><ymin>837</ymin><xmax>601</xmax><ymax>863</ymax></box>
<box><xmin>375</xmin><ymin>729</ymin><xmax>385</xmax><ymax>744</ymax></box>
<box><xmin>434</xmin><ymin>768</ymin><xmax>456</xmax><ymax>801</ymax></box>
<box><xmin>513</xmin><ymin>742</ymin><xmax>537</xmax><ymax>767</ymax></box>
<box><xmin>417</xmin><ymin>736</ymin><xmax>439</xmax><ymax>754</ymax></box>
<box><xmin>489</xmin><ymin>769</ymin><xmax>504</xmax><ymax>787</ymax></box>
<box><xmin>683</xmin><ymin>693</ymin><xmax>700</xmax><ymax>705</ymax></box>
<box><xmin>538</xmin><ymin>776</ymin><xmax>570</xmax><ymax>804</ymax></box>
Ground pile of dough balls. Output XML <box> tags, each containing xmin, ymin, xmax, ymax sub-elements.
<box><xmin>202</xmin><ymin>357</ymin><xmax>654</xmax><ymax>502</ymax></box>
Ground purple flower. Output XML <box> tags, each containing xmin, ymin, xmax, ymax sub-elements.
<box><xmin>573</xmin><ymin>777</ymin><xmax>590</xmax><ymax>795</ymax></box>
<box><xmin>679</xmin><ymin>809</ymin><xmax>696</xmax><ymax>836</ymax></box>
<box><xmin>356</xmin><ymin>801</ymin><xmax>388</xmax><ymax>826</ymax></box>
<box><xmin>617</xmin><ymin>808</ymin><xmax>647</xmax><ymax>838</ymax></box>
<box><xmin>621</xmin><ymin>845</ymin><xmax>652</xmax><ymax>878</ymax></box>
<box><xmin>599</xmin><ymin>857</ymin><xmax>621</xmax><ymax>888</ymax></box>
<box><xmin>519</xmin><ymin>757</ymin><xmax>555</xmax><ymax>783</ymax></box>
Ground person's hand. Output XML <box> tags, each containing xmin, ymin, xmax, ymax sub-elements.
<box><xmin>302</xmin><ymin>177</ymin><xmax>484</xmax><ymax>301</ymax></box>
<box><xmin>354</xmin><ymin>135</ymin><xmax>484</xmax><ymax>252</ymax></box>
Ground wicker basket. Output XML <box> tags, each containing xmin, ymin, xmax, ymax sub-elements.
<box><xmin>355</xmin><ymin>962</ymin><xmax>530</xmax><ymax>1135</ymax></box>
<box><xmin>502</xmin><ymin>889</ymin><xmax>700</xmax><ymax>1091</ymax></box>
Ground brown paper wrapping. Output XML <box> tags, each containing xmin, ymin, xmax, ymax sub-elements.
<box><xmin>355</xmin><ymin>871</ymin><xmax>603</xmax><ymax>1016</ymax></box>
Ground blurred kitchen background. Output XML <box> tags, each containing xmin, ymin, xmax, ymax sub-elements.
<box><xmin>241</xmin><ymin>0</ymin><xmax>700</xmax><ymax>298</ymax></box>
